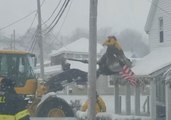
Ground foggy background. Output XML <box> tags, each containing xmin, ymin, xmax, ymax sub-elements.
<box><xmin>0</xmin><ymin>0</ymin><xmax>151</xmax><ymax>60</ymax></box>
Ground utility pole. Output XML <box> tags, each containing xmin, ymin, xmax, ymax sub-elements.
<box><xmin>37</xmin><ymin>0</ymin><xmax>44</xmax><ymax>80</ymax></box>
<box><xmin>88</xmin><ymin>0</ymin><xmax>98</xmax><ymax>120</ymax></box>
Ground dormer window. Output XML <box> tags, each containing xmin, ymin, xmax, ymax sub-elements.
<box><xmin>159</xmin><ymin>17</ymin><xmax>164</xmax><ymax>43</ymax></box>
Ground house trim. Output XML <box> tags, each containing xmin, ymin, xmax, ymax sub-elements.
<box><xmin>144</xmin><ymin>0</ymin><xmax>159</xmax><ymax>33</ymax></box>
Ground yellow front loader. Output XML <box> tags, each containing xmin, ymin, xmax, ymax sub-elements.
<box><xmin>0</xmin><ymin>50</ymin><xmax>74</xmax><ymax>117</ymax></box>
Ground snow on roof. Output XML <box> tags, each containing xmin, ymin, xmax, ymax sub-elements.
<box><xmin>50</xmin><ymin>38</ymin><xmax>103</xmax><ymax>56</ymax></box>
<box><xmin>132</xmin><ymin>47</ymin><xmax>171</xmax><ymax>75</ymax></box>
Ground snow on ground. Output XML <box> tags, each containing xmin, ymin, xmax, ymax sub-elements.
<box><xmin>30</xmin><ymin>95</ymin><xmax>150</xmax><ymax>120</ymax></box>
<box><xmin>57</xmin><ymin>95</ymin><xmax>148</xmax><ymax>113</ymax></box>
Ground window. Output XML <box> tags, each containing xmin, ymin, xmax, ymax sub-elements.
<box><xmin>0</xmin><ymin>54</ymin><xmax>35</xmax><ymax>87</ymax></box>
<box><xmin>159</xmin><ymin>17</ymin><xmax>164</xmax><ymax>43</ymax></box>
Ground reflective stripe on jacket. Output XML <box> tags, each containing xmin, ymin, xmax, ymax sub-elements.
<box><xmin>0</xmin><ymin>109</ymin><xmax>29</xmax><ymax>120</ymax></box>
<box><xmin>0</xmin><ymin>115</ymin><xmax>15</xmax><ymax>120</ymax></box>
<box><xmin>15</xmin><ymin>109</ymin><xmax>30</xmax><ymax>120</ymax></box>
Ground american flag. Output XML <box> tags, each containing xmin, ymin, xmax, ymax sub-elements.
<box><xmin>119</xmin><ymin>65</ymin><xmax>137</xmax><ymax>86</ymax></box>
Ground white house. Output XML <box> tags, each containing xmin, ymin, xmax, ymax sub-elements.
<box><xmin>134</xmin><ymin>0</ymin><xmax>171</xmax><ymax>119</ymax></box>
<box><xmin>144</xmin><ymin>0</ymin><xmax>171</xmax><ymax>51</ymax></box>
<box><xmin>109</xmin><ymin>0</ymin><xmax>171</xmax><ymax>118</ymax></box>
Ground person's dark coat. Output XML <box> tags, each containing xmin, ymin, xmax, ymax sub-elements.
<box><xmin>0</xmin><ymin>77</ymin><xmax>30</xmax><ymax>120</ymax></box>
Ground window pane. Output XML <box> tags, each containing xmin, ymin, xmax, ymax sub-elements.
<box><xmin>159</xmin><ymin>18</ymin><xmax>163</xmax><ymax>31</ymax></box>
<box><xmin>160</xmin><ymin>31</ymin><xmax>164</xmax><ymax>43</ymax></box>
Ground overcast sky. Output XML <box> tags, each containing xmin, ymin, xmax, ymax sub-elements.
<box><xmin>0</xmin><ymin>0</ymin><xmax>151</xmax><ymax>37</ymax></box>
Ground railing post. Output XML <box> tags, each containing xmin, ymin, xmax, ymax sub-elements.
<box><xmin>150</xmin><ymin>78</ymin><xmax>157</xmax><ymax>120</ymax></box>
<box><xmin>115</xmin><ymin>83</ymin><xmax>121</xmax><ymax>114</ymax></box>
<box><xmin>147</xmin><ymin>96</ymin><xmax>150</xmax><ymax>115</ymax></box>
<box><xmin>126</xmin><ymin>83</ymin><xmax>131</xmax><ymax>115</ymax></box>
<box><xmin>135</xmin><ymin>84</ymin><xmax>140</xmax><ymax>115</ymax></box>
<box><xmin>166</xmin><ymin>83</ymin><xmax>171</xmax><ymax>120</ymax></box>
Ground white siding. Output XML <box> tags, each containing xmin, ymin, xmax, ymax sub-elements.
<box><xmin>148</xmin><ymin>0</ymin><xmax>171</xmax><ymax>51</ymax></box>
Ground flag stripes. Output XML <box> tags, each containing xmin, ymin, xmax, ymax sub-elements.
<box><xmin>119</xmin><ymin>65</ymin><xmax>137</xmax><ymax>86</ymax></box>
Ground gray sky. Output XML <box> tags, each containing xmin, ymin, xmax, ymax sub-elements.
<box><xmin>0</xmin><ymin>0</ymin><xmax>151</xmax><ymax>37</ymax></box>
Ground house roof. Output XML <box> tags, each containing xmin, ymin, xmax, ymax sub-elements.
<box><xmin>144</xmin><ymin>0</ymin><xmax>159</xmax><ymax>33</ymax></box>
<box><xmin>50</xmin><ymin>38</ymin><xmax>103</xmax><ymax>56</ymax></box>
<box><xmin>132</xmin><ymin>47</ymin><xmax>171</xmax><ymax>75</ymax></box>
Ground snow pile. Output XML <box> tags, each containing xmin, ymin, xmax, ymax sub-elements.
<box><xmin>75</xmin><ymin>111</ymin><xmax>88</xmax><ymax>120</ymax></box>
<box><xmin>75</xmin><ymin>112</ymin><xmax>151</xmax><ymax>120</ymax></box>
<box><xmin>96</xmin><ymin>113</ymin><xmax>151</xmax><ymax>120</ymax></box>
<box><xmin>57</xmin><ymin>95</ymin><xmax>148</xmax><ymax>113</ymax></box>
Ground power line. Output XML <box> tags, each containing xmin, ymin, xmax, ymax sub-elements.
<box><xmin>43</xmin><ymin>0</ymin><xmax>68</xmax><ymax>33</ymax></box>
<box><xmin>0</xmin><ymin>10</ymin><xmax>36</xmax><ymax>31</ymax></box>
<box><xmin>42</xmin><ymin>0</ymin><xmax>62</xmax><ymax>25</ymax></box>
<box><xmin>50</xmin><ymin>0</ymin><xmax>73</xmax><ymax>45</ymax></box>
<box><xmin>0</xmin><ymin>0</ymin><xmax>46</xmax><ymax>32</ymax></box>
<box><xmin>28</xmin><ymin>13</ymin><xmax>38</xmax><ymax>32</ymax></box>
<box><xmin>26</xmin><ymin>0</ymin><xmax>46</xmax><ymax>52</ymax></box>
<box><xmin>44</xmin><ymin>0</ymin><xmax>70</xmax><ymax>35</ymax></box>
<box><xmin>23</xmin><ymin>0</ymin><xmax>47</xmax><ymax>33</ymax></box>
<box><xmin>28</xmin><ymin>29</ymin><xmax>38</xmax><ymax>52</ymax></box>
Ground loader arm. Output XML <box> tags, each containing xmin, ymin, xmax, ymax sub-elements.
<box><xmin>45</xmin><ymin>69</ymin><xmax>88</xmax><ymax>92</ymax></box>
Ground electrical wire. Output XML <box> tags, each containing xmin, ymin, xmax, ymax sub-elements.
<box><xmin>42</xmin><ymin>0</ymin><xmax>62</xmax><ymax>25</ymax></box>
<box><xmin>43</xmin><ymin>0</ymin><xmax>70</xmax><ymax>34</ymax></box>
<box><xmin>29</xmin><ymin>13</ymin><xmax>38</xmax><ymax>32</ymax></box>
<box><xmin>50</xmin><ymin>0</ymin><xmax>73</xmax><ymax>45</ymax></box>
<box><xmin>0</xmin><ymin>0</ymin><xmax>46</xmax><ymax>31</ymax></box>
<box><xmin>28</xmin><ymin>29</ymin><xmax>38</xmax><ymax>52</ymax></box>
<box><xmin>31</xmin><ymin>38</ymin><xmax>37</xmax><ymax>52</ymax></box>
<box><xmin>0</xmin><ymin>10</ymin><xmax>36</xmax><ymax>31</ymax></box>
<box><xmin>43</xmin><ymin>0</ymin><xmax>68</xmax><ymax>33</ymax></box>
<box><xmin>26</xmin><ymin>0</ymin><xmax>46</xmax><ymax>33</ymax></box>
<box><xmin>26</xmin><ymin>0</ymin><xmax>47</xmax><ymax>51</ymax></box>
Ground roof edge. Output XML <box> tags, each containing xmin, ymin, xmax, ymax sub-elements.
<box><xmin>144</xmin><ymin>0</ymin><xmax>159</xmax><ymax>33</ymax></box>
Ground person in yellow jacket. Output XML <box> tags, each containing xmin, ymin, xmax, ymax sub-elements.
<box><xmin>81</xmin><ymin>93</ymin><xmax>106</xmax><ymax>113</ymax></box>
<box><xmin>0</xmin><ymin>76</ymin><xmax>30</xmax><ymax>120</ymax></box>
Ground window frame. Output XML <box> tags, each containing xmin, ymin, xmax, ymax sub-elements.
<box><xmin>159</xmin><ymin>17</ymin><xmax>164</xmax><ymax>43</ymax></box>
